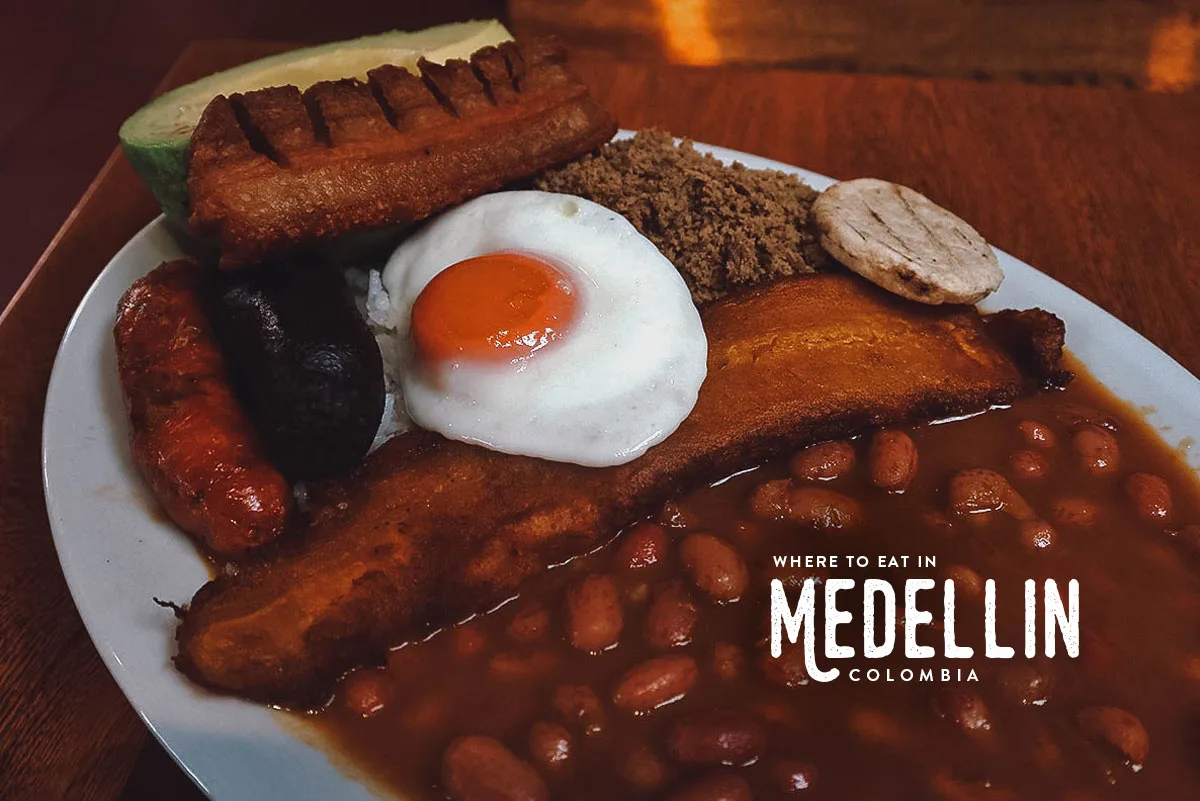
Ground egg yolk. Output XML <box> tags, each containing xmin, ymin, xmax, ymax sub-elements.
<box><xmin>410</xmin><ymin>252</ymin><xmax>577</xmax><ymax>364</ymax></box>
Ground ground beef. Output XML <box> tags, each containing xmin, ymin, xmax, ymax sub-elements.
<box><xmin>536</xmin><ymin>130</ymin><xmax>832</xmax><ymax>304</ymax></box>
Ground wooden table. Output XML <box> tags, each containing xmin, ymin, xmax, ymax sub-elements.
<box><xmin>1</xmin><ymin>41</ymin><xmax>1197</xmax><ymax>801</ymax></box>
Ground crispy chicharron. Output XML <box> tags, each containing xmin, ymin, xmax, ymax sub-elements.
<box><xmin>176</xmin><ymin>274</ymin><xmax>1064</xmax><ymax>705</ymax></box>
<box><xmin>188</xmin><ymin>37</ymin><xmax>618</xmax><ymax>266</ymax></box>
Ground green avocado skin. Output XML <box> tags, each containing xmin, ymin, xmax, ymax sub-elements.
<box><xmin>121</xmin><ymin>137</ymin><xmax>190</xmax><ymax>223</ymax></box>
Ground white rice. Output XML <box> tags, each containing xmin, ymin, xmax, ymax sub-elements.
<box><xmin>344</xmin><ymin>266</ymin><xmax>410</xmax><ymax>450</ymax></box>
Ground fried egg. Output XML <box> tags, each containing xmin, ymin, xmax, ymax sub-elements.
<box><xmin>379</xmin><ymin>191</ymin><xmax>707</xmax><ymax>467</ymax></box>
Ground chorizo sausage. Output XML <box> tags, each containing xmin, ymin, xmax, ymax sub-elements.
<box><xmin>113</xmin><ymin>259</ymin><xmax>291</xmax><ymax>556</ymax></box>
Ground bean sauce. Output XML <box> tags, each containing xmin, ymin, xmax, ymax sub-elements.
<box><xmin>306</xmin><ymin>363</ymin><xmax>1200</xmax><ymax>800</ymax></box>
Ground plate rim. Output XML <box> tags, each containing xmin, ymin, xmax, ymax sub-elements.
<box><xmin>41</xmin><ymin>217</ymin><xmax>218</xmax><ymax>795</ymax></box>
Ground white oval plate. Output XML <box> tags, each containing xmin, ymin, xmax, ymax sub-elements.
<box><xmin>43</xmin><ymin>137</ymin><xmax>1200</xmax><ymax>800</ymax></box>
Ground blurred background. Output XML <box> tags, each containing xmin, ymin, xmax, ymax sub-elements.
<box><xmin>2</xmin><ymin>0</ymin><xmax>1196</xmax><ymax>309</ymax></box>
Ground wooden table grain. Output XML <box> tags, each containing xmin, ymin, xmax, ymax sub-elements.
<box><xmin>0</xmin><ymin>40</ymin><xmax>1197</xmax><ymax>801</ymax></box>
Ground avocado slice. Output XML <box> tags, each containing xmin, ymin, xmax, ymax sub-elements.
<box><xmin>119</xmin><ymin>20</ymin><xmax>513</xmax><ymax>222</ymax></box>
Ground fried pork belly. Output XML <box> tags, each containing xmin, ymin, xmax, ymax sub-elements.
<box><xmin>983</xmin><ymin>308</ymin><xmax>1072</xmax><ymax>387</ymax></box>
<box><xmin>188</xmin><ymin>37</ymin><xmax>618</xmax><ymax>266</ymax></box>
<box><xmin>177</xmin><ymin>274</ymin><xmax>1063</xmax><ymax>705</ymax></box>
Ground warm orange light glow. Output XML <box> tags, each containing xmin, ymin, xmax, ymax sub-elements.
<box><xmin>1145</xmin><ymin>12</ymin><xmax>1198</xmax><ymax>92</ymax></box>
<box><xmin>653</xmin><ymin>0</ymin><xmax>723</xmax><ymax>66</ymax></box>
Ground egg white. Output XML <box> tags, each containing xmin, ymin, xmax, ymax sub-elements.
<box><xmin>380</xmin><ymin>191</ymin><xmax>707</xmax><ymax>467</ymax></box>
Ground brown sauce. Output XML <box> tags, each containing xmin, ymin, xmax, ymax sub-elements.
<box><xmin>302</xmin><ymin>361</ymin><xmax>1200</xmax><ymax>800</ymax></box>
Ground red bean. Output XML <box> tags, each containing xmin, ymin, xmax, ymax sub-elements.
<box><xmin>934</xmin><ymin>688</ymin><xmax>992</xmax><ymax>735</ymax></box>
<box><xmin>950</xmin><ymin>465</ymin><xmax>1036</xmax><ymax>522</ymax></box>
<box><xmin>680</xmin><ymin>534</ymin><xmax>749</xmax><ymax>603</ymax></box>
<box><xmin>645</xmin><ymin>581</ymin><xmax>699</xmax><ymax>649</ymax></box>
<box><xmin>341</xmin><ymin>667</ymin><xmax>393</xmax><ymax>717</ymax></box>
<box><xmin>619</xmin><ymin>520</ymin><xmax>667</xmax><ymax>568</ymax></box>
<box><xmin>564</xmin><ymin>574</ymin><xmax>623</xmax><ymax>653</ymax></box>
<box><xmin>946</xmin><ymin>469</ymin><xmax>1034</xmax><ymax>520</ymax></box>
<box><xmin>997</xmin><ymin>663</ymin><xmax>1050</xmax><ymax>706</ymax></box>
<box><xmin>787</xmin><ymin>486</ymin><xmax>862</xmax><ymax>530</ymax></box>
<box><xmin>613</xmin><ymin>654</ymin><xmax>698</xmax><ymax>714</ymax></box>
<box><xmin>750</xmin><ymin>479</ymin><xmax>792</xmax><ymax>520</ymax></box>
<box><xmin>1052</xmin><ymin>497</ymin><xmax>1098</xmax><ymax>527</ymax></box>
<box><xmin>1019</xmin><ymin>520</ymin><xmax>1056</xmax><ymax>551</ymax></box>
<box><xmin>946</xmin><ymin>468</ymin><xmax>1011</xmax><ymax>515</ymax></box>
<box><xmin>659</xmin><ymin>499</ymin><xmax>700</xmax><ymax>529</ymax></box>
<box><xmin>869</xmin><ymin>429</ymin><xmax>919</xmax><ymax>492</ymax></box>
<box><xmin>1072</xmin><ymin>424</ymin><xmax>1120</xmax><ymax>476</ymax></box>
<box><xmin>442</xmin><ymin>736</ymin><xmax>548</xmax><ymax>801</ymax></box>
<box><xmin>1009</xmin><ymin>449</ymin><xmax>1048</xmax><ymax>480</ymax></box>
<box><xmin>616</xmin><ymin>522</ymin><xmax>670</xmax><ymax>569</ymax></box>
<box><xmin>1019</xmin><ymin>419</ymin><xmax>1057</xmax><ymax>449</ymax></box>
<box><xmin>790</xmin><ymin>440</ymin><xmax>855</xmax><ymax>481</ymax></box>
<box><xmin>553</xmin><ymin>684</ymin><xmax>606</xmax><ymax>737</ymax></box>
<box><xmin>528</xmin><ymin>722</ymin><xmax>572</xmax><ymax>771</ymax></box>
<box><xmin>771</xmin><ymin>760</ymin><xmax>818</xmax><ymax>793</ymax></box>
<box><xmin>1078</xmin><ymin>706</ymin><xmax>1149</xmax><ymax>765</ymax></box>
<box><xmin>666</xmin><ymin>710</ymin><xmax>767</xmax><ymax>766</ymax></box>
<box><xmin>1124</xmin><ymin>472</ymin><xmax>1173</xmax><ymax>523</ymax></box>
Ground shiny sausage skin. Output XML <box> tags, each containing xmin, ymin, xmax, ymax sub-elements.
<box><xmin>114</xmin><ymin>259</ymin><xmax>292</xmax><ymax>556</ymax></box>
